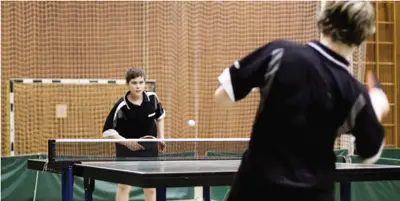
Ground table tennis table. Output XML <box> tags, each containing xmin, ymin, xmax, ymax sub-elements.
<box><xmin>27</xmin><ymin>158</ymin><xmax>400</xmax><ymax>201</ymax></box>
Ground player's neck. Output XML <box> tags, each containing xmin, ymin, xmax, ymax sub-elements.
<box><xmin>319</xmin><ymin>36</ymin><xmax>354</xmax><ymax>61</ymax></box>
<box><xmin>128</xmin><ymin>92</ymin><xmax>143</xmax><ymax>102</ymax></box>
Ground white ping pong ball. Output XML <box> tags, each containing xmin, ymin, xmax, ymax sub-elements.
<box><xmin>188</xmin><ymin>120</ymin><xmax>196</xmax><ymax>127</ymax></box>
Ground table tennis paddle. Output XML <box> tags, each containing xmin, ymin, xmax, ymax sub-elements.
<box><xmin>139</xmin><ymin>135</ymin><xmax>166</xmax><ymax>152</ymax></box>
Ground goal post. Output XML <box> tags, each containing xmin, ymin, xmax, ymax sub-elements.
<box><xmin>8</xmin><ymin>78</ymin><xmax>156</xmax><ymax>156</ymax></box>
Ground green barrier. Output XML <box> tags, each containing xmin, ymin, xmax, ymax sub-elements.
<box><xmin>333</xmin><ymin>150</ymin><xmax>346</xmax><ymax>201</ymax></box>
<box><xmin>334</xmin><ymin>149</ymin><xmax>348</xmax><ymax>156</ymax></box>
<box><xmin>205</xmin><ymin>151</ymin><xmax>238</xmax><ymax>201</ymax></box>
<box><xmin>55</xmin><ymin>151</ymin><xmax>197</xmax><ymax>161</ymax></box>
<box><xmin>35</xmin><ymin>171</ymin><xmax>193</xmax><ymax>201</ymax></box>
<box><xmin>1</xmin><ymin>154</ymin><xmax>40</xmax><ymax>201</ymax></box>
<box><xmin>348</xmin><ymin>152</ymin><xmax>400</xmax><ymax>201</ymax></box>
<box><xmin>37</xmin><ymin>153</ymin><xmax>195</xmax><ymax>201</ymax></box>
<box><xmin>3</xmin><ymin>150</ymin><xmax>400</xmax><ymax>201</ymax></box>
<box><xmin>206</xmin><ymin>151</ymin><xmax>242</xmax><ymax>201</ymax></box>
<box><xmin>381</xmin><ymin>148</ymin><xmax>400</xmax><ymax>159</ymax></box>
<box><xmin>2</xmin><ymin>153</ymin><xmax>196</xmax><ymax>201</ymax></box>
<box><xmin>206</xmin><ymin>151</ymin><xmax>242</xmax><ymax>158</ymax></box>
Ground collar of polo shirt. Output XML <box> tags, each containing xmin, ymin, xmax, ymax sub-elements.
<box><xmin>123</xmin><ymin>91</ymin><xmax>150</xmax><ymax>110</ymax></box>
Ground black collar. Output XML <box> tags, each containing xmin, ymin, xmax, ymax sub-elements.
<box><xmin>123</xmin><ymin>91</ymin><xmax>149</xmax><ymax>109</ymax></box>
<box><xmin>307</xmin><ymin>40</ymin><xmax>350</xmax><ymax>70</ymax></box>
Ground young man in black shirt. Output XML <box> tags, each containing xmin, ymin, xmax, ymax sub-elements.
<box><xmin>102</xmin><ymin>68</ymin><xmax>166</xmax><ymax>201</ymax></box>
<box><xmin>214</xmin><ymin>1</ymin><xmax>389</xmax><ymax>201</ymax></box>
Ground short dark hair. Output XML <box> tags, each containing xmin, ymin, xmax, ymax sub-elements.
<box><xmin>317</xmin><ymin>1</ymin><xmax>375</xmax><ymax>46</ymax></box>
<box><xmin>126</xmin><ymin>67</ymin><xmax>146</xmax><ymax>83</ymax></box>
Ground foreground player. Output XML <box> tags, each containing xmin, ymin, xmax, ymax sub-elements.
<box><xmin>102</xmin><ymin>68</ymin><xmax>166</xmax><ymax>201</ymax></box>
<box><xmin>215</xmin><ymin>1</ymin><xmax>388</xmax><ymax>201</ymax></box>
<box><xmin>366</xmin><ymin>71</ymin><xmax>390</xmax><ymax>121</ymax></box>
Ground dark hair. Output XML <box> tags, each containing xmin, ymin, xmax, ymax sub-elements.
<box><xmin>317</xmin><ymin>1</ymin><xmax>375</xmax><ymax>46</ymax></box>
<box><xmin>126</xmin><ymin>67</ymin><xmax>146</xmax><ymax>83</ymax></box>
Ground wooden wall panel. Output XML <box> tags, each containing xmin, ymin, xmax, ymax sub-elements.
<box><xmin>366</xmin><ymin>1</ymin><xmax>398</xmax><ymax>147</ymax></box>
<box><xmin>396</xmin><ymin>2</ymin><xmax>400</xmax><ymax>148</ymax></box>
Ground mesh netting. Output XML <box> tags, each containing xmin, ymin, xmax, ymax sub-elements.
<box><xmin>1</xmin><ymin>1</ymin><xmax>366</xmax><ymax>155</ymax></box>
<box><xmin>9</xmin><ymin>80</ymin><xmax>155</xmax><ymax>155</ymax></box>
<box><xmin>49</xmin><ymin>138</ymin><xmax>249</xmax><ymax>161</ymax></box>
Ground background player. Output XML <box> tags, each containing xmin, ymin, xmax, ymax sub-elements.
<box><xmin>102</xmin><ymin>67</ymin><xmax>166</xmax><ymax>201</ymax></box>
<box><xmin>214</xmin><ymin>1</ymin><xmax>388</xmax><ymax>201</ymax></box>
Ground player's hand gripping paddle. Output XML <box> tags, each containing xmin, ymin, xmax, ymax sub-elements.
<box><xmin>140</xmin><ymin>135</ymin><xmax>166</xmax><ymax>152</ymax></box>
<box><xmin>120</xmin><ymin>140</ymin><xmax>144</xmax><ymax>151</ymax></box>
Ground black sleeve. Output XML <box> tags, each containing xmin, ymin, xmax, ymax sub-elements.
<box><xmin>351</xmin><ymin>90</ymin><xmax>385</xmax><ymax>162</ymax></box>
<box><xmin>153</xmin><ymin>93</ymin><xmax>165</xmax><ymax>120</ymax></box>
<box><xmin>102</xmin><ymin>98</ymin><xmax>124</xmax><ymax>137</ymax></box>
<box><xmin>217</xmin><ymin>41</ymin><xmax>285</xmax><ymax>102</ymax></box>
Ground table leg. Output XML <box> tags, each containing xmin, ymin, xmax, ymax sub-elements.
<box><xmin>156</xmin><ymin>187</ymin><xmax>166</xmax><ymax>201</ymax></box>
<box><xmin>62</xmin><ymin>170</ymin><xmax>66</xmax><ymax>201</ymax></box>
<box><xmin>84</xmin><ymin>178</ymin><xmax>95</xmax><ymax>201</ymax></box>
<box><xmin>340</xmin><ymin>182</ymin><xmax>351</xmax><ymax>201</ymax></box>
<box><xmin>62</xmin><ymin>167</ymin><xmax>74</xmax><ymax>201</ymax></box>
<box><xmin>203</xmin><ymin>186</ymin><xmax>210</xmax><ymax>201</ymax></box>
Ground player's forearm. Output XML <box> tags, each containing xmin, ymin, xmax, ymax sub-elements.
<box><xmin>102</xmin><ymin>129</ymin><xmax>124</xmax><ymax>139</ymax></box>
<box><xmin>102</xmin><ymin>129</ymin><xmax>133</xmax><ymax>148</ymax></box>
<box><xmin>214</xmin><ymin>86</ymin><xmax>234</xmax><ymax>107</ymax></box>
<box><xmin>157</xmin><ymin>119</ymin><xmax>165</xmax><ymax>139</ymax></box>
<box><xmin>104</xmin><ymin>134</ymin><xmax>125</xmax><ymax>139</ymax></box>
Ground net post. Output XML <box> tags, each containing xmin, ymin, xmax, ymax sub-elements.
<box><xmin>48</xmin><ymin>139</ymin><xmax>56</xmax><ymax>162</ymax></box>
<box><xmin>9</xmin><ymin>79</ymin><xmax>15</xmax><ymax>156</ymax></box>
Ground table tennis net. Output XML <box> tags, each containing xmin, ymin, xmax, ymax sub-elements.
<box><xmin>48</xmin><ymin>138</ymin><xmax>249</xmax><ymax>161</ymax></box>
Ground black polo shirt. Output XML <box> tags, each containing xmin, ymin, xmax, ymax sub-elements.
<box><xmin>102</xmin><ymin>91</ymin><xmax>165</xmax><ymax>139</ymax></box>
<box><xmin>218</xmin><ymin>39</ymin><xmax>384</xmax><ymax>192</ymax></box>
